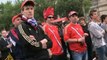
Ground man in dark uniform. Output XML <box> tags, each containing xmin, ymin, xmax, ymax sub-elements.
<box><xmin>8</xmin><ymin>14</ymin><xmax>23</xmax><ymax>60</ymax></box>
<box><xmin>0</xmin><ymin>29</ymin><xmax>13</xmax><ymax>60</ymax></box>
<box><xmin>14</xmin><ymin>0</ymin><xmax>52</xmax><ymax>60</ymax></box>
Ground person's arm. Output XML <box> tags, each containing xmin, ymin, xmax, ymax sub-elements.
<box><xmin>18</xmin><ymin>23</ymin><xmax>52</xmax><ymax>49</ymax></box>
<box><xmin>88</xmin><ymin>24</ymin><xmax>104</xmax><ymax>39</ymax></box>
<box><xmin>64</xmin><ymin>26</ymin><xmax>71</xmax><ymax>42</ymax></box>
<box><xmin>17</xmin><ymin>23</ymin><xmax>43</xmax><ymax>49</ymax></box>
<box><xmin>101</xmin><ymin>24</ymin><xmax>107</xmax><ymax>33</ymax></box>
<box><xmin>0</xmin><ymin>39</ymin><xmax>11</xmax><ymax>51</ymax></box>
<box><xmin>66</xmin><ymin>38</ymin><xmax>78</xmax><ymax>43</ymax></box>
<box><xmin>0</xmin><ymin>44</ymin><xmax>8</xmax><ymax>51</ymax></box>
<box><xmin>41</xmin><ymin>34</ymin><xmax>52</xmax><ymax>49</ymax></box>
<box><xmin>40</xmin><ymin>26</ymin><xmax>52</xmax><ymax>49</ymax></box>
<box><xmin>105</xmin><ymin>25</ymin><xmax>107</xmax><ymax>32</ymax></box>
<box><xmin>64</xmin><ymin>25</ymin><xmax>85</xmax><ymax>43</ymax></box>
<box><xmin>66</xmin><ymin>37</ymin><xmax>85</xmax><ymax>43</ymax></box>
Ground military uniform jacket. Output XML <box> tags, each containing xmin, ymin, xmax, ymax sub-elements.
<box><xmin>0</xmin><ymin>37</ymin><xmax>11</xmax><ymax>59</ymax></box>
<box><xmin>8</xmin><ymin>28</ymin><xmax>23</xmax><ymax>59</ymax></box>
<box><xmin>16</xmin><ymin>21</ymin><xmax>52</xmax><ymax>59</ymax></box>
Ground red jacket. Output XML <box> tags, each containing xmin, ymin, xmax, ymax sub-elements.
<box><xmin>43</xmin><ymin>23</ymin><xmax>63</xmax><ymax>55</ymax></box>
<box><xmin>64</xmin><ymin>22</ymin><xmax>87</xmax><ymax>53</ymax></box>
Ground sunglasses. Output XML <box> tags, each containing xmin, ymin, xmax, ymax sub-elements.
<box><xmin>47</xmin><ymin>17</ymin><xmax>54</xmax><ymax>19</ymax></box>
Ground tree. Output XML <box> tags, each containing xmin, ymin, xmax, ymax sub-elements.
<box><xmin>0</xmin><ymin>0</ymin><xmax>22</xmax><ymax>30</ymax></box>
<box><xmin>0</xmin><ymin>0</ymin><xmax>91</xmax><ymax>31</ymax></box>
<box><xmin>34</xmin><ymin>0</ymin><xmax>91</xmax><ymax>20</ymax></box>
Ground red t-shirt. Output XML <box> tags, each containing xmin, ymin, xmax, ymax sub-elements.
<box><xmin>43</xmin><ymin>23</ymin><xmax>63</xmax><ymax>55</ymax></box>
<box><xmin>64</xmin><ymin>22</ymin><xmax>87</xmax><ymax>53</ymax></box>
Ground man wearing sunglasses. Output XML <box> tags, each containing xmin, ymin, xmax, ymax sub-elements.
<box><xmin>64</xmin><ymin>11</ymin><xmax>88</xmax><ymax>60</ymax></box>
<box><xmin>43</xmin><ymin>7</ymin><xmax>67</xmax><ymax>60</ymax></box>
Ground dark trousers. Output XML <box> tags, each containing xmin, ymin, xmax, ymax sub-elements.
<box><xmin>16</xmin><ymin>58</ymin><xmax>49</xmax><ymax>60</ymax></box>
<box><xmin>25</xmin><ymin>58</ymin><xmax>49</xmax><ymax>60</ymax></box>
<box><xmin>96</xmin><ymin>46</ymin><xmax>106</xmax><ymax>60</ymax></box>
<box><xmin>15</xmin><ymin>56</ymin><xmax>49</xmax><ymax>60</ymax></box>
<box><xmin>50</xmin><ymin>53</ymin><xmax>67</xmax><ymax>60</ymax></box>
<box><xmin>86</xmin><ymin>41</ymin><xmax>93</xmax><ymax>60</ymax></box>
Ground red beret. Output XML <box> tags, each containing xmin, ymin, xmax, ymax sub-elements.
<box><xmin>12</xmin><ymin>14</ymin><xmax>22</xmax><ymax>24</ymax></box>
<box><xmin>43</xmin><ymin>6</ymin><xmax>54</xmax><ymax>19</ymax></box>
<box><xmin>68</xmin><ymin>11</ymin><xmax>77</xmax><ymax>17</ymax></box>
<box><xmin>21</xmin><ymin>0</ymin><xmax>35</xmax><ymax>9</ymax></box>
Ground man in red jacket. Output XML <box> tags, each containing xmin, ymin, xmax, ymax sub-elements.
<box><xmin>43</xmin><ymin>7</ymin><xmax>67</xmax><ymax>60</ymax></box>
<box><xmin>64</xmin><ymin>11</ymin><xmax>88</xmax><ymax>60</ymax></box>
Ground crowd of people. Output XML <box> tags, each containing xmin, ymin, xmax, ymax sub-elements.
<box><xmin>0</xmin><ymin>0</ymin><xmax>107</xmax><ymax>60</ymax></box>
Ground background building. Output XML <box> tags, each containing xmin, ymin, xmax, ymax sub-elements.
<box><xmin>91</xmin><ymin>0</ymin><xmax>107</xmax><ymax>15</ymax></box>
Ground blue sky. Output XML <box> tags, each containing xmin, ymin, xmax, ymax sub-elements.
<box><xmin>0</xmin><ymin>0</ymin><xmax>16</xmax><ymax>4</ymax></box>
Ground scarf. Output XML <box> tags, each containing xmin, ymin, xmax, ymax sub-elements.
<box><xmin>22</xmin><ymin>15</ymin><xmax>38</xmax><ymax>30</ymax></box>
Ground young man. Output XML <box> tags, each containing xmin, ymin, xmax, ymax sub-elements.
<box><xmin>64</xmin><ymin>11</ymin><xmax>88</xmax><ymax>60</ymax></box>
<box><xmin>43</xmin><ymin>7</ymin><xmax>67</xmax><ymax>60</ymax></box>
<box><xmin>0</xmin><ymin>29</ymin><xmax>13</xmax><ymax>60</ymax></box>
<box><xmin>100</xmin><ymin>14</ymin><xmax>107</xmax><ymax>57</ymax></box>
<box><xmin>100</xmin><ymin>15</ymin><xmax>107</xmax><ymax>44</ymax></box>
<box><xmin>88</xmin><ymin>10</ymin><xmax>106</xmax><ymax>60</ymax></box>
<box><xmin>15</xmin><ymin>0</ymin><xmax>52</xmax><ymax>60</ymax></box>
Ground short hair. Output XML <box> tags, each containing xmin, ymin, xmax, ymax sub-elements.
<box><xmin>100</xmin><ymin>14</ymin><xmax>107</xmax><ymax>22</ymax></box>
<box><xmin>79</xmin><ymin>17</ymin><xmax>85</xmax><ymax>21</ymax></box>
<box><xmin>79</xmin><ymin>17</ymin><xmax>86</xmax><ymax>23</ymax></box>
<box><xmin>89</xmin><ymin>9</ymin><xmax>97</xmax><ymax>18</ymax></box>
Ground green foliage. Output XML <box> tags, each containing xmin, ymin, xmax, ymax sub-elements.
<box><xmin>0</xmin><ymin>0</ymin><xmax>22</xmax><ymax>30</ymax></box>
<box><xmin>34</xmin><ymin>0</ymin><xmax>91</xmax><ymax>21</ymax></box>
<box><xmin>0</xmin><ymin>0</ymin><xmax>91</xmax><ymax>31</ymax></box>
